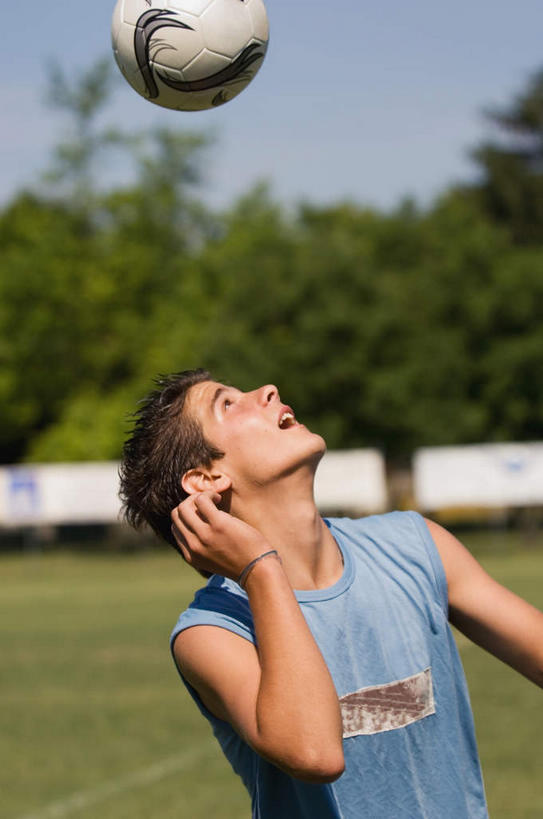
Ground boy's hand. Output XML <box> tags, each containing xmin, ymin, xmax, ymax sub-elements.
<box><xmin>171</xmin><ymin>491</ymin><xmax>270</xmax><ymax>580</ymax></box>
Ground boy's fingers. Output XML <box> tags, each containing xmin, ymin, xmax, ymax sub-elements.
<box><xmin>170</xmin><ymin>523</ymin><xmax>191</xmax><ymax>563</ymax></box>
<box><xmin>171</xmin><ymin>504</ymin><xmax>201</xmax><ymax>548</ymax></box>
<box><xmin>173</xmin><ymin>496</ymin><xmax>203</xmax><ymax>536</ymax></box>
<box><xmin>179</xmin><ymin>496</ymin><xmax>211</xmax><ymax>537</ymax></box>
<box><xmin>170</xmin><ymin>517</ymin><xmax>186</xmax><ymax>545</ymax></box>
<box><xmin>171</xmin><ymin>506</ymin><xmax>188</xmax><ymax>535</ymax></box>
<box><xmin>194</xmin><ymin>492</ymin><xmax>222</xmax><ymax>523</ymax></box>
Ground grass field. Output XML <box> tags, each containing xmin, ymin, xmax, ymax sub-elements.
<box><xmin>2</xmin><ymin>535</ymin><xmax>542</xmax><ymax>819</ymax></box>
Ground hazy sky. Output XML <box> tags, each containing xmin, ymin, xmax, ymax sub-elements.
<box><xmin>3</xmin><ymin>0</ymin><xmax>543</xmax><ymax>210</ymax></box>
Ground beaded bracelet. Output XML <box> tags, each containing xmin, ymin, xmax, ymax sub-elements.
<box><xmin>237</xmin><ymin>550</ymin><xmax>280</xmax><ymax>589</ymax></box>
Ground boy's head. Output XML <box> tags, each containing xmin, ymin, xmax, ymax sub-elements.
<box><xmin>120</xmin><ymin>369</ymin><xmax>326</xmax><ymax>550</ymax></box>
<box><xmin>119</xmin><ymin>369</ymin><xmax>223</xmax><ymax>549</ymax></box>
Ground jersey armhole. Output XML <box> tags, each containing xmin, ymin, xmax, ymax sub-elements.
<box><xmin>170</xmin><ymin>617</ymin><xmax>256</xmax><ymax>724</ymax></box>
<box><xmin>407</xmin><ymin>511</ymin><xmax>449</xmax><ymax>615</ymax></box>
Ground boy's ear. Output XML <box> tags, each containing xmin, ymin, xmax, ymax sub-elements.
<box><xmin>181</xmin><ymin>468</ymin><xmax>232</xmax><ymax>496</ymax></box>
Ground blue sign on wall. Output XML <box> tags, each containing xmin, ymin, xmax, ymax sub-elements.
<box><xmin>7</xmin><ymin>469</ymin><xmax>40</xmax><ymax>521</ymax></box>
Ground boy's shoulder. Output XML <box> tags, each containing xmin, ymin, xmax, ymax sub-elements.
<box><xmin>326</xmin><ymin>509</ymin><xmax>425</xmax><ymax>540</ymax></box>
<box><xmin>171</xmin><ymin>574</ymin><xmax>256</xmax><ymax>650</ymax></box>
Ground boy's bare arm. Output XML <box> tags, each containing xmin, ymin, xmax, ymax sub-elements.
<box><xmin>171</xmin><ymin>491</ymin><xmax>345</xmax><ymax>783</ymax></box>
<box><xmin>426</xmin><ymin>518</ymin><xmax>543</xmax><ymax>688</ymax></box>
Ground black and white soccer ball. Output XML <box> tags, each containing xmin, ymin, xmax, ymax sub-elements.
<box><xmin>111</xmin><ymin>0</ymin><xmax>269</xmax><ymax>111</ymax></box>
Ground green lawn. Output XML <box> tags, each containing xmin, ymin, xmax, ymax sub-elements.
<box><xmin>1</xmin><ymin>541</ymin><xmax>542</xmax><ymax>819</ymax></box>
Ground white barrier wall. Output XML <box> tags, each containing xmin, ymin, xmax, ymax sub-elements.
<box><xmin>0</xmin><ymin>450</ymin><xmax>388</xmax><ymax>528</ymax></box>
<box><xmin>0</xmin><ymin>463</ymin><xmax>122</xmax><ymax>527</ymax></box>
<box><xmin>414</xmin><ymin>442</ymin><xmax>543</xmax><ymax>511</ymax></box>
<box><xmin>314</xmin><ymin>449</ymin><xmax>388</xmax><ymax>515</ymax></box>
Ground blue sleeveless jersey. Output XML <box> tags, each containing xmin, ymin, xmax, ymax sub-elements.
<box><xmin>170</xmin><ymin>511</ymin><xmax>488</xmax><ymax>818</ymax></box>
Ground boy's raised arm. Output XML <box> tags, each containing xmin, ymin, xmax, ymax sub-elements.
<box><xmin>171</xmin><ymin>491</ymin><xmax>345</xmax><ymax>783</ymax></box>
<box><xmin>426</xmin><ymin>518</ymin><xmax>543</xmax><ymax>688</ymax></box>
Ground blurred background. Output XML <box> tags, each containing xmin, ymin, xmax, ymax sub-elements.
<box><xmin>2</xmin><ymin>1</ymin><xmax>543</xmax><ymax>817</ymax></box>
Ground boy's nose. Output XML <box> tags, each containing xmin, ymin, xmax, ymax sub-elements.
<box><xmin>255</xmin><ymin>384</ymin><xmax>279</xmax><ymax>406</ymax></box>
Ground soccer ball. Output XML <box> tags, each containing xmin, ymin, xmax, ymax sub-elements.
<box><xmin>111</xmin><ymin>0</ymin><xmax>269</xmax><ymax>111</ymax></box>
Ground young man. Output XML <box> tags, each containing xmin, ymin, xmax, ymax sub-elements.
<box><xmin>120</xmin><ymin>368</ymin><xmax>543</xmax><ymax>818</ymax></box>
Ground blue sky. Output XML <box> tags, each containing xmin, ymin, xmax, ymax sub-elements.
<box><xmin>3</xmin><ymin>0</ymin><xmax>543</xmax><ymax>210</ymax></box>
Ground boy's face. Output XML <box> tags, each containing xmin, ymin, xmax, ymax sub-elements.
<box><xmin>187</xmin><ymin>380</ymin><xmax>326</xmax><ymax>488</ymax></box>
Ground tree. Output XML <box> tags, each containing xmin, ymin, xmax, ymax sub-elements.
<box><xmin>470</xmin><ymin>68</ymin><xmax>543</xmax><ymax>243</ymax></box>
<box><xmin>199</xmin><ymin>188</ymin><xmax>543</xmax><ymax>457</ymax></box>
<box><xmin>43</xmin><ymin>58</ymin><xmax>117</xmax><ymax>207</ymax></box>
<box><xmin>0</xmin><ymin>61</ymin><xmax>214</xmax><ymax>463</ymax></box>
<box><xmin>3</xmin><ymin>58</ymin><xmax>543</xmax><ymax>465</ymax></box>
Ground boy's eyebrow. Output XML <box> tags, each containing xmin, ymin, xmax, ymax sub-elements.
<box><xmin>211</xmin><ymin>386</ymin><xmax>227</xmax><ymax>413</ymax></box>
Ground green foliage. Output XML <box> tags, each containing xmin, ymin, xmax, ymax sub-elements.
<box><xmin>470</xmin><ymin>68</ymin><xmax>543</xmax><ymax>243</ymax></box>
<box><xmin>1</xmin><ymin>59</ymin><xmax>543</xmax><ymax>464</ymax></box>
<box><xmin>0</xmin><ymin>194</ymin><xmax>102</xmax><ymax>459</ymax></box>
<box><xmin>0</xmin><ymin>61</ymin><xmax>217</xmax><ymax>462</ymax></box>
<box><xmin>199</xmin><ymin>190</ymin><xmax>543</xmax><ymax>454</ymax></box>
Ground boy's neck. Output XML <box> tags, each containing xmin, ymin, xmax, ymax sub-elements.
<box><xmin>232</xmin><ymin>475</ymin><xmax>343</xmax><ymax>591</ymax></box>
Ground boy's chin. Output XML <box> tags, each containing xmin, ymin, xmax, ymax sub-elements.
<box><xmin>292</xmin><ymin>435</ymin><xmax>327</xmax><ymax>471</ymax></box>
<box><xmin>307</xmin><ymin>432</ymin><xmax>327</xmax><ymax>458</ymax></box>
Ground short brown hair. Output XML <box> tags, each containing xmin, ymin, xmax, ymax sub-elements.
<box><xmin>119</xmin><ymin>369</ymin><xmax>224</xmax><ymax>549</ymax></box>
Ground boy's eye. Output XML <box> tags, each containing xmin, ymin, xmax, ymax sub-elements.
<box><xmin>223</xmin><ymin>398</ymin><xmax>232</xmax><ymax>409</ymax></box>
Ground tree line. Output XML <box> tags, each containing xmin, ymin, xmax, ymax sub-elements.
<box><xmin>1</xmin><ymin>60</ymin><xmax>542</xmax><ymax>465</ymax></box>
